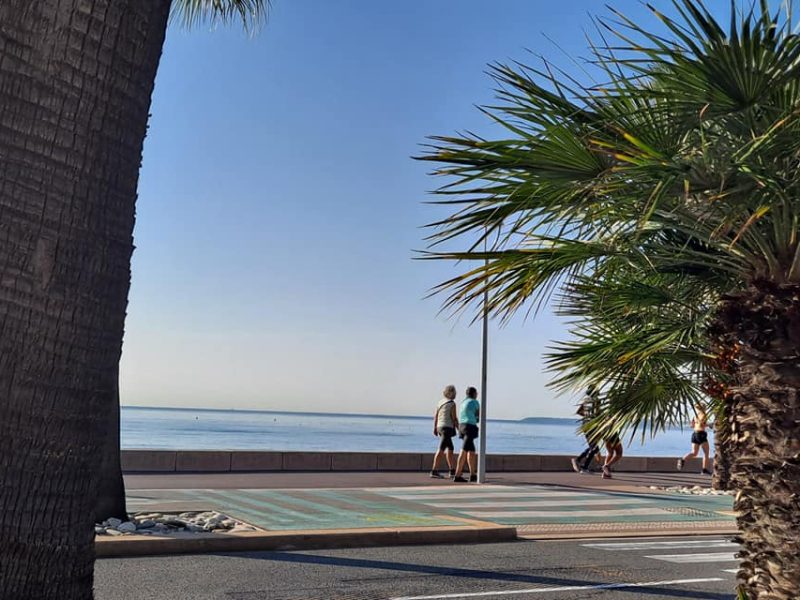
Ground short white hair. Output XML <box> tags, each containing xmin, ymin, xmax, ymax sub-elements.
<box><xmin>443</xmin><ymin>385</ymin><xmax>456</xmax><ymax>400</ymax></box>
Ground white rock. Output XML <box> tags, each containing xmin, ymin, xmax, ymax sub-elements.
<box><xmin>106</xmin><ymin>529</ymin><xmax>123</xmax><ymax>536</ymax></box>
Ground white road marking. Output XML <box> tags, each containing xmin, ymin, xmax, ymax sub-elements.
<box><xmin>645</xmin><ymin>552</ymin><xmax>738</xmax><ymax>563</ymax></box>
<box><xmin>722</xmin><ymin>569</ymin><xmax>739</xmax><ymax>573</ymax></box>
<box><xmin>583</xmin><ymin>539</ymin><xmax>737</xmax><ymax>551</ymax></box>
<box><xmin>386</xmin><ymin>492</ymin><xmax>605</xmax><ymax>501</ymax></box>
<box><xmin>442</xmin><ymin>498</ymin><xmax>647</xmax><ymax>509</ymax></box>
<box><xmin>389</xmin><ymin>578</ymin><xmax>725</xmax><ymax>599</ymax></box>
<box><xmin>376</xmin><ymin>486</ymin><xmax>522</xmax><ymax>493</ymax></box>
<box><xmin>464</xmin><ymin>507</ymin><xmax>668</xmax><ymax>518</ymax></box>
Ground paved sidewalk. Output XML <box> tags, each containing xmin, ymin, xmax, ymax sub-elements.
<box><xmin>127</xmin><ymin>482</ymin><xmax>733</xmax><ymax>533</ymax></box>
<box><xmin>104</xmin><ymin>471</ymin><xmax>737</xmax><ymax>557</ymax></box>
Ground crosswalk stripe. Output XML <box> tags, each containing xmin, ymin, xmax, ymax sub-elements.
<box><xmin>645</xmin><ymin>552</ymin><xmax>738</xmax><ymax>563</ymax></box>
<box><xmin>722</xmin><ymin>569</ymin><xmax>739</xmax><ymax>574</ymax></box>
<box><xmin>389</xmin><ymin>578</ymin><xmax>725</xmax><ymax>599</ymax></box>
<box><xmin>583</xmin><ymin>540</ymin><xmax>736</xmax><ymax>551</ymax></box>
<box><xmin>377</xmin><ymin>485</ymin><xmax>514</xmax><ymax>493</ymax></box>
<box><xmin>436</xmin><ymin>498</ymin><xmax>648</xmax><ymax>509</ymax></box>
<box><xmin>386</xmin><ymin>491</ymin><xmax>605</xmax><ymax>501</ymax></box>
<box><xmin>463</xmin><ymin>507</ymin><xmax>668</xmax><ymax>518</ymax></box>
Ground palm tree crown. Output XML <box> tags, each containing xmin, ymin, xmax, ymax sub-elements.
<box><xmin>421</xmin><ymin>1</ymin><xmax>800</xmax><ymax>316</ymax></box>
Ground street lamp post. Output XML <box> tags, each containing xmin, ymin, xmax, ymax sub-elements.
<box><xmin>477</xmin><ymin>250</ymin><xmax>489</xmax><ymax>484</ymax></box>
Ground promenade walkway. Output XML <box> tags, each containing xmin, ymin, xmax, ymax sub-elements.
<box><xmin>127</xmin><ymin>482</ymin><xmax>733</xmax><ymax>532</ymax></box>
<box><xmin>97</xmin><ymin>471</ymin><xmax>737</xmax><ymax>557</ymax></box>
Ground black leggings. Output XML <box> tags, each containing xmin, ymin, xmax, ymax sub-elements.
<box><xmin>577</xmin><ymin>443</ymin><xmax>600</xmax><ymax>470</ymax></box>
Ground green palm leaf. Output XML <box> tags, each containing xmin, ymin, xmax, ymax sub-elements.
<box><xmin>171</xmin><ymin>0</ymin><xmax>270</xmax><ymax>30</ymax></box>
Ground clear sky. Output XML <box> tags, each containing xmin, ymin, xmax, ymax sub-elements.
<box><xmin>120</xmin><ymin>0</ymin><xmax>732</xmax><ymax>420</ymax></box>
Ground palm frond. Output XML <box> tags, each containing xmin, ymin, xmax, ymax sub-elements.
<box><xmin>171</xmin><ymin>0</ymin><xmax>269</xmax><ymax>31</ymax></box>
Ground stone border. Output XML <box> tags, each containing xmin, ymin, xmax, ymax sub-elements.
<box><xmin>516</xmin><ymin>520</ymin><xmax>737</xmax><ymax>540</ymax></box>
<box><xmin>94</xmin><ymin>525</ymin><xmax>517</xmax><ymax>557</ymax></box>
<box><xmin>122</xmin><ymin>450</ymin><xmax>712</xmax><ymax>474</ymax></box>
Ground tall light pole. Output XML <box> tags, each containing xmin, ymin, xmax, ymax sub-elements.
<box><xmin>477</xmin><ymin>237</ymin><xmax>489</xmax><ymax>484</ymax></box>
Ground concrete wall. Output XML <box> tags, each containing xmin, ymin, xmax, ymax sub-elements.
<box><xmin>121</xmin><ymin>450</ymin><xmax>710</xmax><ymax>473</ymax></box>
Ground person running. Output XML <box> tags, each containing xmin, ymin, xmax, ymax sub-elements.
<box><xmin>453</xmin><ymin>387</ymin><xmax>480</xmax><ymax>483</ymax></box>
<box><xmin>571</xmin><ymin>385</ymin><xmax>603</xmax><ymax>474</ymax></box>
<box><xmin>677</xmin><ymin>403</ymin><xmax>712</xmax><ymax>475</ymax></box>
<box><xmin>429</xmin><ymin>385</ymin><xmax>459</xmax><ymax>478</ymax></box>
<box><xmin>602</xmin><ymin>431</ymin><xmax>623</xmax><ymax>479</ymax></box>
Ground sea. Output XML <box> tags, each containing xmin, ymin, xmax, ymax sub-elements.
<box><xmin>121</xmin><ymin>406</ymin><xmax>708</xmax><ymax>457</ymax></box>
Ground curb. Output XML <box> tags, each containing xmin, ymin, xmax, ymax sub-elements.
<box><xmin>95</xmin><ymin>525</ymin><xmax>518</xmax><ymax>558</ymax></box>
<box><xmin>516</xmin><ymin>521</ymin><xmax>737</xmax><ymax>541</ymax></box>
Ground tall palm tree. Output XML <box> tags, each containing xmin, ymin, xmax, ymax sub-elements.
<box><xmin>0</xmin><ymin>2</ymin><xmax>267</xmax><ymax>598</ymax></box>
<box><xmin>420</xmin><ymin>2</ymin><xmax>800</xmax><ymax>597</ymax></box>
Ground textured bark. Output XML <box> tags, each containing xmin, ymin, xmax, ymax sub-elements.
<box><xmin>712</xmin><ymin>395</ymin><xmax>733</xmax><ymax>492</ymax></box>
<box><xmin>0</xmin><ymin>2</ymin><xmax>170</xmax><ymax>598</ymax></box>
<box><xmin>93</xmin><ymin>379</ymin><xmax>128</xmax><ymax>523</ymax></box>
<box><xmin>717</xmin><ymin>283</ymin><xmax>800</xmax><ymax>600</ymax></box>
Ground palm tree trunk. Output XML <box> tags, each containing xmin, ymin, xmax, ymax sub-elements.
<box><xmin>0</xmin><ymin>2</ymin><xmax>170</xmax><ymax>598</ymax></box>
<box><xmin>712</xmin><ymin>395</ymin><xmax>733</xmax><ymax>492</ymax></box>
<box><xmin>93</xmin><ymin>379</ymin><xmax>128</xmax><ymax>523</ymax></box>
<box><xmin>718</xmin><ymin>283</ymin><xmax>800</xmax><ymax>599</ymax></box>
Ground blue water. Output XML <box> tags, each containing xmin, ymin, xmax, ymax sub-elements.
<box><xmin>121</xmin><ymin>407</ymin><xmax>709</xmax><ymax>457</ymax></box>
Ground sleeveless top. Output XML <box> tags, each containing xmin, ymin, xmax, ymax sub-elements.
<box><xmin>436</xmin><ymin>399</ymin><xmax>456</xmax><ymax>429</ymax></box>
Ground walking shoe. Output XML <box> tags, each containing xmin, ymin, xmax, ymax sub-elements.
<box><xmin>429</xmin><ymin>471</ymin><xmax>442</xmax><ymax>478</ymax></box>
<box><xmin>448</xmin><ymin>469</ymin><xmax>456</xmax><ymax>478</ymax></box>
<box><xmin>571</xmin><ymin>458</ymin><xmax>580</xmax><ymax>473</ymax></box>
<box><xmin>452</xmin><ymin>475</ymin><xmax>468</xmax><ymax>483</ymax></box>
<box><xmin>701</xmin><ymin>469</ymin><xmax>712</xmax><ymax>475</ymax></box>
<box><xmin>469</xmin><ymin>474</ymin><xmax>477</xmax><ymax>483</ymax></box>
<box><xmin>677</xmin><ymin>458</ymin><xmax>685</xmax><ymax>471</ymax></box>
<box><xmin>602</xmin><ymin>466</ymin><xmax>612</xmax><ymax>479</ymax></box>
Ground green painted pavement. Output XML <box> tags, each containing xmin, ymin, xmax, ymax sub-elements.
<box><xmin>127</xmin><ymin>484</ymin><xmax>734</xmax><ymax>531</ymax></box>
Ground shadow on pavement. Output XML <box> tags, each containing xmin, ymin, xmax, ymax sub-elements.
<box><xmin>221</xmin><ymin>551</ymin><xmax>733</xmax><ymax>599</ymax></box>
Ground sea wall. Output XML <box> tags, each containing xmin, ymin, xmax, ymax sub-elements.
<box><xmin>121</xmin><ymin>450</ymin><xmax>711</xmax><ymax>473</ymax></box>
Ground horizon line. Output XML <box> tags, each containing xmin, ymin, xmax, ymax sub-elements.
<box><xmin>120</xmin><ymin>404</ymin><xmax>575</xmax><ymax>423</ymax></box>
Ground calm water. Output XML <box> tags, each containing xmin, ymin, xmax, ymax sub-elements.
<box><xmin>121</xmin><ymin>407</ymin><xmax>708</xmax><ymax>457</ymax></box>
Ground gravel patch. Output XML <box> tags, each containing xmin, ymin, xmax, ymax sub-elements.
<box><xmin>95</xmin><ymin>511</ymin><xmax>259</xmax><ymax>536</ymax></box>
<box><xmin>649</xmin><ymin>485</ymin><xmax>734</xmax><ymax>496</ymax></box>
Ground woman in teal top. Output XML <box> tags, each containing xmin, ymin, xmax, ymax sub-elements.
<box><xmin>453</xmin><ymin>387</ymin><xmax>480</xmax><ymax>482</ymax></box>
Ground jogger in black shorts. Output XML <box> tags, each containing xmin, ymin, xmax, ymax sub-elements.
<box><xmin>677</xmin><ymin>404</ymin><xmax>712</xmax><ymax>474</ymax></box>
<box><xmin>602</xmin><ymin>431</ymin><xmax>623</xmax><ymax>479</ymax></box>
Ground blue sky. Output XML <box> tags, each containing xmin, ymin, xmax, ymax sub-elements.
<box><xmin>121</xmin><ymin>0</ymin><xmax>732</xmax><ymax>419</ymax></box>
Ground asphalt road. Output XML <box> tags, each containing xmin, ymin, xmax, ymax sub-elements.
<box><xmin>94</xmin><ymin>535</ymin><xmax>739</xmax><ymax>600</ymax></box>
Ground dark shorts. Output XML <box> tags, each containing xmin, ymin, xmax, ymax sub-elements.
<box><xmin>691</xmin><ymin>430</ymin><xmax>708</xmax><ymax>445</ymax></box>
<box><xmin>459</xmin><ymin>424</ymin><xmax>479</xmax><ymax>453</ymax></box>
<box><xmin>605</xmin><ymin>432</ymin><xmax>621</xmax><ymax>447</ymax></box>
<box><xmin>437</xmin><ymin>426</ymin><xmax>455</xmax><ymax>451</ymax></box>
